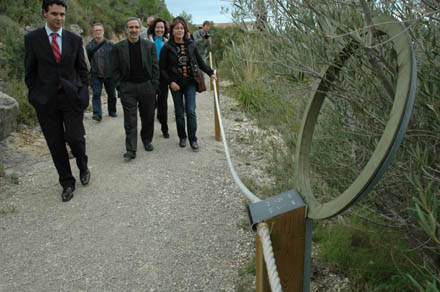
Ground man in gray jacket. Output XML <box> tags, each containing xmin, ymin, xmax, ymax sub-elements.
<box><xmin>193</xmin><ymin>20</ymin><xmax>211</xmax><ymax>62</ymax></box>
<box><xmin>86</xmin><ymin>23</ymin><xmax>117</xmax><ymax>121</ymax></box>
<box><xmin>112</xmin><ymin>17</ymin><xmax>159</xmax><ymax>160</ymax></box>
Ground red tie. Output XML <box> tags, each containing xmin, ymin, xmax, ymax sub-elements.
<box><xmin>51</xmin><ymin>33</ymin><xmax>61</xmax><ymax>63</ymax></box>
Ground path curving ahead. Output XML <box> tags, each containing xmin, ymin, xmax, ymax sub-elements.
<box><xmin>0</xmin><ymin>89</ymin><xmax>255</xmax><ymax>291</ymax></box>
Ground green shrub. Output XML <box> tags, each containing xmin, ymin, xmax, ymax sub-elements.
<box><xmin>0</xmin><ymin>0</ymin><xmax>41</xmax><ymax>26</ymax></box>
<box><xmin>209</xmin><ymin>25</ymin><xmax>246</xmax><ymax>66</ymax></box>
<box><xmin>15</xmin><ymin>96</ymin><xmax>38</xmax><ymax>126</ymax></box>
<box><xmin>3</xmin><ymin>78</ymin><xmax>37</xmax><ymax>126</ymax></box>
<box><xmin>236</xmin><ymin>256</ymin><xmax>256</xmax><ymax>292</ymax></box>
<box><xmin>0</xmin><ymin>15</ymin><xmax>26</xmax><ymax>80</ymax></box>
<box><xmin>313</xmin><ymin>217</ymin><xmax>418</xmax><ymax>291</ymax></box>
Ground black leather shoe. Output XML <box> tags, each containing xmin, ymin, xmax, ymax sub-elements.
<box><xmin>109</xmin><ymin>112</ymin><xmax>117</xmax><ymax>117</ymax></box>
<box><xmin>190</xmin><ymin>141</ymin><xmax>199</xmax><ymax>151</ymax></box>
<box><xmin>144</xmin><ymin>143</ymin><xmax>154</xmax><ymax>151</ymax></box>
<box><xmin>163</xmin><ymin>132</ymin><xmax>170</xmax><ymax>138</ymax></box>
<box><xmin>80</xmin><ymin>169</ymin><xmax>90</xmax><ymax>186</ymax></box>
<box><xmin>179</xmin><ymin>138</ymin><xmax>186</xmax><ymax>148</ymax></box>
<box><xmin>92</xmin><ymin>114</ymin><xmax>102</xmax><ymax>121</ymax></box>
<box><xmin>61</xmin><ymin>186</ymin><xmax>74</xmax><ymax>202</ymax></box>
<box><xmin>123</xmin><ymin>151</ymin><xmax>136</xmax><ymax>160</ymax></box>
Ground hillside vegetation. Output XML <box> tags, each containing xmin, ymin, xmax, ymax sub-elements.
<box><xmin>218</xmin><ymin>0</ymin><xmax>440</xmax><ymax>291</ymax></box>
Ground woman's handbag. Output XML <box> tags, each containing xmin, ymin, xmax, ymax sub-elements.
<box><xmin>197</xmin><ymin>70</ymin><xmax>206</xmax><ymax>93</ymax></box>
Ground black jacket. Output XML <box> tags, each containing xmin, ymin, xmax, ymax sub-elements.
<box><xmin>111</xmin><ymin>38</ymin><xmax>160</xmax><ymax>91</ymax></box>
<box><xmin>86</xmin><ymin>38</ymin><xmax>114</xmax><ymax>78</ymax></box>
<box><xmin>24</xmin><ymin>27</ymin><xmax>89</xmax><ymax>112</ymax></box>
<box><xmin>159</xmin><ymin>39</ymin><xmax>214</xmax><ymax>87</ymax></box>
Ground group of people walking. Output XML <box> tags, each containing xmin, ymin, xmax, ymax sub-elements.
<box><xmin>24</xmin><ymin>0</ymin><xmax>215</xmax><ymax>202</ymax></box>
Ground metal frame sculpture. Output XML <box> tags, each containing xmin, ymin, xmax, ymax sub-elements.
<box><xmin>295</xmin><ymin>15</ymin><xmax>417</xmax><ymax>220</ymax></box>
<box><xmin>250</xmin><ymin>15</ymin><xmax>417</xmax><ymax>292</ymax></box>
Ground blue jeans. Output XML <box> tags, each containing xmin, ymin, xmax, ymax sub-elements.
<box><xmin>91</xmin><ymin>75</ymin><xmax>116</xmax><ymax>117</ymax></box>
<box><xmin>171</xmin><ymin>81</ymin><xmax>197</xmax><ymax>142</ymax></box>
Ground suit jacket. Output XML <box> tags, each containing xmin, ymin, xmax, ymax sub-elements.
<box><xmin>112</xmin><ymin>38</ymin><xmax>160</xmax><ymax>93</ymax></box>
<box><xmin>24</xmin><ymin>27</ymin><xmax>89</xmax><ymax>112</ymax></box>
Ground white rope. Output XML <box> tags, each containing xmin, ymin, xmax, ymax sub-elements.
<box><xmin>212</xmin><ymin>72</ymin><xmax>283</xmax><ymax>291</ymax></box>
<box><xmin>211</xmin><ymin>72</ymin><xmax>261</xmax><ymax>204</ymax></box>
<box><xmin>258</xmin><ymin>223</ymin><xmax>283</xmax><ymax>292</ymax></box>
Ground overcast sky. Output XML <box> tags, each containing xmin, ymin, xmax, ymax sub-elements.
<box><xmin>165</xmin><ymin>0</ymin><xmax>233</xmax><ymax>25</ymax></box>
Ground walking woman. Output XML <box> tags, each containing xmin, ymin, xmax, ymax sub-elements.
<box><xmin>148</xmin><ymin>17</ymin><xmax>170</xmax><ymax>138</ymax></box>
<box><xmin>159</xmin><ymin>17</ymin><xmax>216</xmax><ymax>151</ymax></box>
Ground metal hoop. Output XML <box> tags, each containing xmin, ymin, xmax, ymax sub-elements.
<box><xmin>295</xmin><ymin>15</ymin><xmax>417</xmax><ymax>219</ymax></box>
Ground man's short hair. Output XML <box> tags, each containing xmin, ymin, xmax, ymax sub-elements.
<box><xmin>146</xmin><ymin>15</ymin><xmax>156</xmax><ymax>24</ymax></box>
<box><xmin>202</xmin><ymin>20</ymin><xmax>210</xmax><ymax>27</ymax></box>
<box><xmin>126</xmin><ymin>17</ymin><xmax>141</xmax><ymax>28</ymax></box>
<box><xmin>92</xmin><ymin>23</ymin><xmax>104</xmax><ymax>30</ymax></box>
<box><xmin>42</xmin><ymin>0</ymin><xmax>67</xmax><ymax>12</ymax></box>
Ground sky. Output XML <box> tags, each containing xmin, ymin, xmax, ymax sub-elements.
<box><xmin>165</xmin><ymin>0</ymin><xmax>233</xmax><ymax>25</ymax></box>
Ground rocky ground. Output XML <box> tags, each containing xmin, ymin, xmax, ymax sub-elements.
<box><xmin>0</xmin><ymin>83</ymin><xmax>349</xmax><ymax>291</ymax></box>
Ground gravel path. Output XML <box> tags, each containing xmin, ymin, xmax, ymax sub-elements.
<box><xmin>0</xmin><ymin>88</ymin><xmax>256</xmax><ymax>291</ymax></box>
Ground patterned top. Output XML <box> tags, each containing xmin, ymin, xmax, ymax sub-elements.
<box><xmin>177</xmin><ymin>43</ymin><xmax>191</xmax><ymax>78</ymax></box>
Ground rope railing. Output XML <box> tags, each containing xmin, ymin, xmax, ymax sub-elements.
<box><xmin>210</xmin><ymin>66</ymin><xmax>283</xmax><ymax>292</ymax></box>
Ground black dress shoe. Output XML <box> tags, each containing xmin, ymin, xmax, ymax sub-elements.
<box><xmin>80</xmin><ymin>169</ymin><xmax>90</xmax><ymax>186</ymax></box>
<box><xmin>92</xmin><ymin>114</ymin><xmax>102</xmax><ymax>121</ymax></box>
<box><xmin>109</xmin><ymin>112</ymin><xmax>117</xmax><ymax>117</ymax></box>
<box><xmin>61</xmin><ymin>186</ymin><xmax>74</xmax><ymax>202</ymax></box>
<box><xmin>163</xmin><ymin>132</ymin><xmax>170</xmax><ymax>138</ymax></box>
<box><xmin>190</xmin><ymin>141</ymin><xmax>199</xmax><ymax>151</ymax></box>
<box><xmin>179</xmin><ymin>138</ymin><xmax>186</xmax><ymax>148</ymax></box>
<box><xmin>144</xmin><ymin>143</ymin><xmax>154</xmax><ymax>151</ymax></box>
<box><xmin>123</xmin><ymin>151</ymin><xmax>136</xmax><ymax>159</ymax></box>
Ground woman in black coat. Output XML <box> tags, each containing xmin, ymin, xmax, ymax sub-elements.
<box><xmin>159</xmin><ymin>17</ymin><xmax>216</xmax><ymax>151</ymax></box>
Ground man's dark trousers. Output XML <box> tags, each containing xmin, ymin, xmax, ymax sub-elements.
<box><xmin>156</xmin><ymin>81</ymin><xmax>169</xmax><ymax>134</ymax></box>
<box><xmin>120</xmin><ymin>81</ymin><xmax>156</xmax><ymax>152</ymax></box>
<box><xmin>36</xmin><ymin>91</ymin><xmax>88</xmax><ymax>188</ymax></box>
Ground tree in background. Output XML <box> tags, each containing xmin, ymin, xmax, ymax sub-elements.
<box><xmin>178</xmin><ymin>10</ymin><xmax>193</xmax><ymax>26</ymax></box>
<box><xmin>136</xmin><ymin>0</ymin><xmax>172</xmax><ymax>22</ymax></box>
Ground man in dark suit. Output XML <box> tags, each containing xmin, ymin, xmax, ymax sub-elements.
<box><xmin>24</xmin><ymin>0</ymin><xmax>91</xmax><ymax>202</ymax></box>
<box><xmin>112</xmin><ymin>17</ymin><xmax>159</xmax><ymax>160</ymax></box>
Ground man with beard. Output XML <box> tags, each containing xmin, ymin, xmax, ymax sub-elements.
<box><xmin>112</xmin><ymin>17</ymin><xmax>159</xmax><ymax>160</ymax></box>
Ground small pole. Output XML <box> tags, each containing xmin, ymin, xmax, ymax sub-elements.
<box><xmin>256</xmin><ymin>205</ymin><xmax>307</xmax><ymax>291</ymax></box>
<box><xmin>214</xmin><ymin>70</ymin><xmax>221</xmax><ymax>142</ymax></box>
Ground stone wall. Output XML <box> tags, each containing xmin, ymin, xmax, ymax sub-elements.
<box><xmin>0</xmin><ymin>91</ymin><xmax>18</xmax><ymax>141</ymax></box>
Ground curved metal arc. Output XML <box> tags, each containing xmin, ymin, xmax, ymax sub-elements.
<box><xmin>295</xmin><ymin>15</ymin><xmax>417</xmax><ymax>219</ymax></box>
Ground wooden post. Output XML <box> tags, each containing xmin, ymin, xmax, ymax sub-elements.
<box><xmin>209</xmin><ymin>52</ymin><xmax>214</xmax><ymax>91</ymax></box>
<box><xmin>256</xmin><ymin>206</ymin><xmax>307</xmax><ymax>292</ymax></box>
<box><xmin>214</xmin><ymin>70</ymin><xmax>221</xmax><ymax>142</ymax></box>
